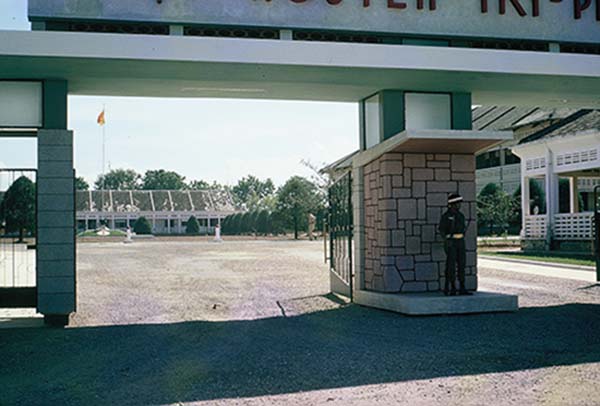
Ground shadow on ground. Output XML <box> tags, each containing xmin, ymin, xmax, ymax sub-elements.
<box><xmin>1</xmin><ymin>300</ymin><xmax>600</xmax><ymax>405</ymax></box>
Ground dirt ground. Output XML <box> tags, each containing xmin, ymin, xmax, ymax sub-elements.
<box><xmin>1</xmin><ymin>240</ymin><xmax>600</xmax><ymax>406</ymax></box>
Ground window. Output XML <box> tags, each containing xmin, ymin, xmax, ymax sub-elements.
<box><xmin>364</xmin><ymin>94</ymin><xmax>381</xmax><ymax>149</ymax></box>
<box><xmin>505</xmin><ymin>150</ymin><xmax>520</xmax><ymax>165</ymax></box>
<box><xmin>405</xmin><ymin>93</ymin><xmax>451</xmax><ymax>131</ymax></box>
<box><xmin>0</xmin><ymin>81</ymin><xmax>43</xmax><ymax>128</ymax></box>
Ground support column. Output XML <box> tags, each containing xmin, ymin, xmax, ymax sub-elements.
<box><xmin>570</xmin><ymin>176</ymin><xmax>579</xmax><ymax>213</ymax></box>
<box><xmin>352</xmin><ymin>165</ymin><xmax>366</xmax><ymax>291</ymax></box>
<box><xmin>37</xmin><ymin>129</ymin><xmax>75</xmax><ymax>326</ymax></box>
<box><xmin>521</xmin><ymin>174</ymin><xmax>530</xmax><ymax>235</ymax></box>
<box><xmin>545</xmin><ymin>150</ymin><xmax>558</xmax><ymax>245</ymax></box>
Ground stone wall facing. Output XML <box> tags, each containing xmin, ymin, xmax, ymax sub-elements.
<box><xmin>363</xmin><ymin>152</ymin><xmax>478</xmax><ymax>293</ymax></box>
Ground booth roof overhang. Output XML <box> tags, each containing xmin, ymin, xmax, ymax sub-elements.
<box><xmin>0</xmin><ymin>30</ymin><xmax>599</xmax><ymax>107</ymax></box>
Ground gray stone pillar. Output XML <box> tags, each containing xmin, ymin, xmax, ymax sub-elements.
<box><xmin>37</xmin><ymin>129</ymin><xmax>75</xmax><ymax>325</ymax></box>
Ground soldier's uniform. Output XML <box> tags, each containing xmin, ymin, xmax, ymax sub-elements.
<box><xmin>438</xmin><ymin>194</ymin><xmax>470</xmax><ymax>295</ymax></box>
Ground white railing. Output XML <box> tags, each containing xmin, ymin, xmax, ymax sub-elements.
<box><xmin>524</xmin><ymin>215</ymin><xmax>547</xmax><ymax>239</ymax></box>
<box><xmin>553</xmin><ymin>212</ymin><xmax>595</xmax><ymax>240</ymax></box>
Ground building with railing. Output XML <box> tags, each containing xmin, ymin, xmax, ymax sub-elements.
<box><xmin>512</xmin><ymin>110</ymin><xmax>600</xmax><ymax>251</ymax></box>
<box><xmin>76</xmin><ymin>189</ymin><xmax>240</xmax><ymax>234</ymax></box>
<box><xmin>474</xmin><ymin>106</ymin><xmax>578</xmax><ymax>195</ymax></box>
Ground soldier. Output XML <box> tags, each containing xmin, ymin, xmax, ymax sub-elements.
<box><xmin>438</xmin><ymin>193</ymin><xmax>472</xmax><ymax>296</ymax></box>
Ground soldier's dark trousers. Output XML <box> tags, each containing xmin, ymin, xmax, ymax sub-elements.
<box><xmin>445</xmin><ymin>238</ymin><xmax>466</xmax><ymax>292</ymax></box>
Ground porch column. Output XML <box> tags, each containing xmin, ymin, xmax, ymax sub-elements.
<box><xmin>570</xmin><ymin>176</ymin><xmax>579</xmax><ymax>213</ymax></box>
<box><xmin>521</xmin><ymin>173</ymin><xmax>530</xmax><ymax>235</ymax></box>
<box><xmin>544</xmin><ymin>150</ymin><xmax>559</xmax><ymax>243</ymax></box>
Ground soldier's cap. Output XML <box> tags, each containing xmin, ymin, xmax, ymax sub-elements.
<box><xmin>448</xmin><ymin>193</ymin><xmax>463</xmax><ymax>204</ymax></box>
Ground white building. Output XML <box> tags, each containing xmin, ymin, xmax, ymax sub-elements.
<box><xmin>475</xmin><ymin>106</ymin><xmax>580</xmax><ymax>195</ymax></box>
<box><xmin>76</xmin><ymin>189</ymin><xmax>240</xmax><ymax>235</ymax></box>
<box><xmin>512</xmin><ymin>110</ymin><xmax>600</xmax><ymax>251</ymax></box>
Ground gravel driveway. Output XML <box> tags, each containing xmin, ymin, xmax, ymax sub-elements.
<box><xmin>1</xmin><ymin>240</ymin><xmax>599</xmax><ymax>405</ymax></box>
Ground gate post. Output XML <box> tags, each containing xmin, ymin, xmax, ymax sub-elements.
<box><xmin>37</xmin><ymin>129</ymin><xmax>76</xmax><ymax>326</ymax></box>
<box><xmin>36</xmin><ymin>79</ymin><xmax>75</xmax><ymax>326</ymax></box>
<box><xmin>352</xmin><ymin>165</ymin><xmax>365</xmax><ymax>292</ymax></box>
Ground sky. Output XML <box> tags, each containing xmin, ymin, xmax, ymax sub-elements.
<box><xmin>0</xmin><ymin>0</ymin><xmax>359</xmax><ymax>187</ymax></box>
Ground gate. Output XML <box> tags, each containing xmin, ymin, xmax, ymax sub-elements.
<box><xmin>594</xmin><ymin>185</ymin><xmax>600</xmax><ymax>283</ymax></box>
<box><xmin>328</xmin><ymin>171</ymin><xmax>353</xmax><ymax>300</ymax></box>
<box><xmin>0</xmin><ymin>169</ymin><xmax>37</xmax><ymax>308</ymax></box>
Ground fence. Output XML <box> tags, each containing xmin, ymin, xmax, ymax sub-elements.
<box><xmin>0</xmin><ymin>169</ymin><xmax>37</xmax><ymax>307</ymax></box>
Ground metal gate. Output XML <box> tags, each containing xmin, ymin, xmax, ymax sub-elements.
<box><xmin>593</xmin><ymin>185</ymin><xmax>600</xmax><ymax>283</ymax></box>
<box><xmin>328</xmin><ymin>171</ymin><xmax>353</xmax><ymax>300</ymax></box>
<box><xmin>0</xmin><ymin>169</ymin><xmax>37</xmax><ymax>308</ymax></box>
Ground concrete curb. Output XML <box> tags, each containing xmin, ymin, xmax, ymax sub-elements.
<box><xmin>478</xmin><ymin>254</ymin><xmax>595</xmax><ymax>272</ymax></box>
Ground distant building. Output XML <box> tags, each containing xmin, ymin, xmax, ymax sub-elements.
<box><xmin>512</xmin><ymin>110</ymin><xmax>600</xmax><ymax>251</ymax></box>
<box><xmin>474</xmin><ymin>106</ymin><xmax>580</xmax><ymax>195</ymax></box>
<box><xmin>76</xmin><ymin>189</ymin><xmax>240</xmax><ymax>234</ymax></box>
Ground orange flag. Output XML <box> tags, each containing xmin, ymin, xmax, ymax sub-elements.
<box><xmin>97</xmin><ymin>110</ymin><xmax>106</xmax><ymax>126</ymax></box>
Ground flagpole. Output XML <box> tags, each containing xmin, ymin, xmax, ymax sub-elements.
<box><xmin>101</xmin><ymin>104</ymin><xmax>106</xmax><ymax>227</ymax></box>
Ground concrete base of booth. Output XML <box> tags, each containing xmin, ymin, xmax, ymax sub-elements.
<box><xmin>354</xmin><ymin>289</ymin><xmax>518</xmax><ymax>316</ymax></box>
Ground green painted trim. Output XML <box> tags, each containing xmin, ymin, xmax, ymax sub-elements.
<box><xmin>380</xmin><ymin>90</ymin><xmax>405</xmax><ymax>141</ymax></box>
<box><xmin>43</xmin><ymin>80</ymin><xmax>68</xmax><ymax>130</ymax></box>
<box><xmin>451</xmin><ymin>92</ymin><xmax>472</xmax><ymax>130</ymax></box>
<box><xmin>402</xmin><ymin>38</ymin><xmax>449</xmax><ymax>47</ymax></box>
<box><xmin>359</xmin><ymin>100</ymin><xmax>366</xmax><ymax>151</ymax></box>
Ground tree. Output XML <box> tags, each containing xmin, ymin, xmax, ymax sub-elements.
<box><xmin>275</xmin><ymin>176</ymin><xmax>324</xmax><ymax>239</ymax></box>
<box><xmin>256</xmin><ymin>210</ymin><xmax>271</xmax><ymax>235</ymax></box>
<box><xmin>186</xmin><ymin>215</ymin><xmax>201</xmax><ymax>235</ymax></box>
<box><xmin>479</xmin><ymin>183</ymin><xmax>500</xmax><ymax>198</ymax></box>
<box><xmin>477</xmin><ymin>183</ymin><xmax>518</xmax><ymax>235</ymax></box>
<box><xmin>133</xmin><ymin>216</ymin><xmax>153</xmax><ymax>235</ymax></box>
<box><xmin>231</xmin><ymin>213</ymin><xmax>243</xmax><ymax>235</ymax></box>
<box><xmin>221</xmin><ymin>215</ymin><xmax>232</xmax><ymax>235</ymax></box>
<box><xmin>75</xmin><ymin>176</ymin><xmax>90</xmax><ymax>191</ymax></box>
<box><xmin>1</xmin><ymin>176</ymin><xmax>36</xmax><ymax>242</ymax></box>
<box><xmin>240</xmin><ymin>212</ymin><xmax>252</xmax><ymax>234</ymax></box>
<box><xmin>142</xmin><ymin>170</ymin><xmax>187</xmax><ymax>190</ymax></box>
<box><xmin>232</xmin><ymin>175</ymin><xmax>276</xmax><ymax>210</ymax></box>
<box><xmin>94</xmin><ymin>169</ymin><xmax>141</xmax><ymax>190</ymax></box>
<box><xmin>189</xmin><ymin>180</ymin><xmax>210</xmax><ymax>190</ymax></box>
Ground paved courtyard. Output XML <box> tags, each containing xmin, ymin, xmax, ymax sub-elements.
<box><xmin>1</xmin><ymin>240</ymin><xmax>600</xmax><ymax>405</ymax></box>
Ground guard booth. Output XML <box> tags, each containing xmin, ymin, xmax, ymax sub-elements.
<box><xmin>1</xmin><ymin>0</ymin><xmax>599</xmax><ymax>323</ymax></box>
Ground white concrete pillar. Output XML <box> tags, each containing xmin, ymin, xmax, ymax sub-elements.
<box><xmin>570</xmin><ymin>176</ymin><xmax>579</xmax><ymax>213</ymax></box>
<box><xmin>521</xmin><ymin>174</ymin><xmax>530</xmax><ymax>234</ymax></box>
<box><xmin>545</xmin><ymin>149</ymin><xmax>558</xmax><ymax>242</ymax></box>
<box><xmin>167</xmin><ymin>216</ymin><xmax>171</xmax><ymax>234</ymax></box>
<box><xmin>177</xmin><ymin>215</ymin><xmax>182</xmax><ymax>234</ymax></box>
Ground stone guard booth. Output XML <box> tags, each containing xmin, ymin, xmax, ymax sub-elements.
<box><xmin>344</xmin><ymin>94</ymin><xmax>517</xmax><ymax>314</ymax></box>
